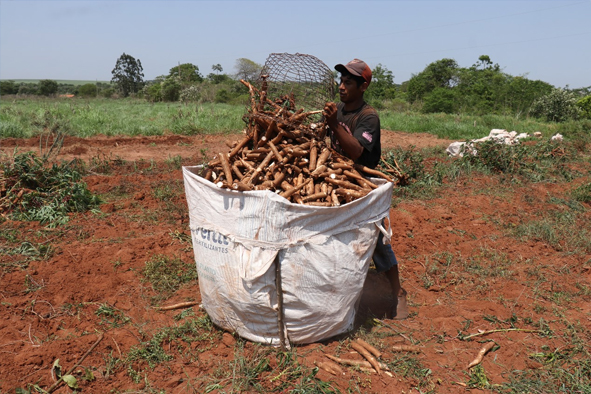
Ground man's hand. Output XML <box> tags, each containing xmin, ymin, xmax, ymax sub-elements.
<box><xmin>322</xmin><ymin>101</ymin><xmax>364</xmax><ymax>161</ymax></box>
<box><xmin>323</xmin><ymin>102</ymin><xmax>338</xmax><ymax>129</ymax></box>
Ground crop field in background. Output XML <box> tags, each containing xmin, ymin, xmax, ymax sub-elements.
<box><xmin>0</xmin><ymin>79</ymin><xmax>111</xmax><ymax>86</ymax></box>
<box><xmin>0</xmin><ymin>97</ymin><xmax>578</xmax><ymax>141</ymax></box>
<box><xmin>0</xmin><ymin>97</ymin><xmax>590</xmax><ymax>393</ymax></box>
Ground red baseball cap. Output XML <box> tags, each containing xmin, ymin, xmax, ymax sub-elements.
<box><xmin>335</xmin><ymin>59</ymin><xmax>372</xmax><ymax>85</ymax></box>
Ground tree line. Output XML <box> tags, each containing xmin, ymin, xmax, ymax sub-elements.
<box><xmin>1</xmin><ymin>52</ymin><xmax>590</xmax><ymax>122</ymax></box>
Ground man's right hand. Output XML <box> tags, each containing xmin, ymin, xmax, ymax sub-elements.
<box><xmin>323</xmin><ymin>102</ymin><xmax>338</xmax><ymax>129</ymax></box>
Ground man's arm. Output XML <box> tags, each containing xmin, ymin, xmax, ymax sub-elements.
<box><xmin>323</xmin><ymin>102</ymin><xmax>364</xmax><ymax>161</ymax></box>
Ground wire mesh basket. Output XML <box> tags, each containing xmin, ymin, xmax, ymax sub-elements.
<box><xmin>256</xmin><ymin>53</ymin><xmax>336</xmax><ymax>121</ymax></box>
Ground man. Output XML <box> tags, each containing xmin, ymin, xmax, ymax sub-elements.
<box><xmin>323</xmin><ymin>59</ymin><xmax>408</xmax><ymax>320</ymax></box>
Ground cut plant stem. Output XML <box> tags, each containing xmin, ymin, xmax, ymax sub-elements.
<box><xmin>462</xmin><ymin>328</ymin><xmax>543</xmax><ymax>340</ymax></box>
<box><xmin>47</xmin><ymin>333</ymin><xmax>104</xmax><ymax>393</ymax></box>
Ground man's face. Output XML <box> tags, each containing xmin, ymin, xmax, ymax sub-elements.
<box><xmin>338</xmin><ymin>75</ymin><xmax>367</xmax><ymax>104</ymax></box>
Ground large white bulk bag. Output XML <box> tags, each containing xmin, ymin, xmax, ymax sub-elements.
<box><xmin>182</xmin><ymin>166</ymin><xmax>392</xmax><ymax>345</ymax></box>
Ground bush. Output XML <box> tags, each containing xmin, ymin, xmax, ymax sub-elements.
<box><xmin>179</xmin><ymin>85</ymin><xmax>201</xmax><ymax>102</ymax></box>
<box><xmin>101</xmin><ymin>88</ymin><xmax>115</xmax><ymax>98</ymax></box>
<box><xmin>576</xmin><ymin>96</ymin><xmax>591</xmax><ymax>120</ymax></box>
<box><xmin>161</xmin><ymin>78</ymin><xmax>181</xmax><ymax>102</ymax></box>
<box><xmin>78</xmin><ymin>83</ymin><xmax>97</xmax><ymax>97</ymax></box>
<box><xmin>0</xmin><ymin>80</ymin><xmax>19</xmax><ymax>95</ymax></box>
<box><xmin>144</xmin><ymin>83</ymin><xmax>162</xmax><ymax>102</ymax></box>
<box><xmin>18</xmin><ymin>83</ymin><xmax>38</xmax><ymax>95</ymax></box>
<box><xmin>422</xmin><ymin>88</ymin><xmax>457</xmax><ymax>114</ymax></box>
<box><xmin>1</xmin><ymin>152</ymin><xmax>102</xmax><ymax>227</ymax></box>
<box><xmin>214</xmin><ymin>89</ymin><xmax>230</xmax><ymax>103</ymax></box>
<box><xmin>530</xmin><ymin>88</ymin><xmax>581</xmax><ymax>122</ymax></box>
<box><xmin>571</xmin><ymin>182</ymin><xmax>591</xmax><ymax>203</ymax></box>
<box><xmin>38</xmin><ymin>79</ymin><xmax>58</xmax><ymax>96</ymax></box>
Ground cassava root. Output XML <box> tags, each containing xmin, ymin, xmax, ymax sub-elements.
<box><xmin>198</xmin><ymin>79</ymin><xmax>401</xmax><ymax>205</ymax></box>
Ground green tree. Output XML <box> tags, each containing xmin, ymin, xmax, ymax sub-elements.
<box><xmin>0</xmin><ymin>80</ymin><xmax>19</xmax><ymax>95</ymax></box>
<box><xmin>111</xmin><ymin>53</ymin><xmax>145</xmax><ymax>97</ymax></box>
<box><xmin>504</xmin><ymin>76</ymin><xmax>553</xmax><ymax>116</ymax></box>
<box><xmin>365</xmin><ymin>64</ymin><xmax>396</xmax><ymax>104</ymax></box>
<box><xmin>18</xmin><ymin>83</ymin><xmax>38</xmax><ymax>95</ymax></box>
<box><xmin>38</xmin><ymin>79</ymin><xmax>58</xmax><ymax>96</ymax></box>
<box><xmin>168</xmin><ymin>63</ymin><xmax>203</xmax><ymax>84</ymax></box>
<box><xmin>406</xmin><ymin>58</ymin><xmax>459</xmax><ymax>103</ymax></box>
<box><xmin>576</xmin><ymin>96</ymin><xmax>591</xmax><ymax>119</ymax></box>
<box><xmin>208</xmin><ymin>64</ymin><xmax>229</xmax><ymax>84</ymax></box>
<box><xmin>234</xmin><ymin>58</ymin><xmax>262</xmax><ymax>81</ymax></box>
<box><xmin>422</xmin><ymin>87</ymin><xmax>457</xmax><ymax>113</ymax></box>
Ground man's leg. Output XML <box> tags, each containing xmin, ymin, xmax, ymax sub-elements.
<box><xmin>384</xmin><ymin>264</ymin><xmax>408</xmax><ymax>320</ymax></box>
<box><xmin>373</xmin><ymin>231</ymin><xmax>408</xmax><ymax>320</ymax></box>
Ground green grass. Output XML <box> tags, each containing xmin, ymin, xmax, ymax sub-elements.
<box><xmin>95</xmin><ymin>303</ymin><xmax>131</xmax><ymax>328</ymax></box>
<box><xmin>3</xmin><ymin>96</ymin><xmax>589</xmax><ymax>142</ymax></box>
<box><xmin>1</xmin><ymin>79</ymin><xmax>110</xmax><ymax>86</ymax></box>
<box><xmin>0</xmin><ymin>97</ymin><xmax>246</xmax><ymax>138</ymax></box>
<box><xmin>378</xmin><ymin>111</ymin><xmax>563</xmax><ymax>140</ymax></box>
<box><xmin>205</xmin><ymin>344</ymin><xmax>341</xmax><ymax>393</ymax></box>
<box><xmin>141</xmin><ymin>254</ymin><xmax>198</xmax><ymax>301</ymax></box>
<box><xmin>512</xmin><ymin>206</ymin><xmax>591</xmax><ymax>255</ymax></box>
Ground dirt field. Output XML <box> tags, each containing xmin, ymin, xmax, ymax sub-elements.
<box><xmin>1</xmin><ymin>130</ymin><xmax>589</xmax><ymax>393</ymax></box>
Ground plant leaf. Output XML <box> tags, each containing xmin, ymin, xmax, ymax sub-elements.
<box><xmin>62</xmin><ymin>375</ymin><xmax>79</xmax><ymax>389</ymax></box>
<box><xmin>52</xmin><ymin>359</ymin><xmax>62</xmax><ymax>379</ymax></box>
<box><xmin>31</xmin><ymin>385</ymin><xmax>49</xmax><ymax>394</ymax></box>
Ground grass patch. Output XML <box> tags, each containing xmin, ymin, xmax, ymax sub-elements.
<box><xmin>571</xmin><ymin>182</ymin><xmax>591</xmax><ymax>203</ymax></box>
<box><xmin>206</xmin><ymin>344</ymin><xmax>341</xmax><ymax>393</ymax></box>
<box><xmin>378</xmin><ymin>112</ymin><xmax>560</xmax><ymax>141</ymax></box>
<box><xmin>463</xmin><ymin>248</ymin><xmax>516</xmax><ymax>279</ymax></box>
<box><xmin>513</xmin><ymin>208</ymin><xmax>591</xmax><ymax>254</ymax></box>
<box><xmin>386</xmin><ymin>354</ymin><xmax>433</xmax><ymax>391</ymax></box>
<box><xmin>141</xmin><ymin>254</ymin><xmax>197</xmax><ymax>301</ymax></box>
<box><xmin>0</xmin><ymin>226</ymin><xmax>57</xmax><ymax>273</ymax></box>
<box><xmin>0</xmin><ymin>98</ymin><xmax>245</xmax><ymax>138</ymax></box>
<box><xmin>125</xmin><ymin>314</ymin><xmax>220</xmax><ymax>383</ymax></box>
<box><xmin>95</xmin><ymin>303</ymin><xmax>131</xmax><ymax>328</ymax></box>
<box><xmin>498</xmin><ymin>345</ymin><xmax>591</xmax><ymax>393</ymax></box>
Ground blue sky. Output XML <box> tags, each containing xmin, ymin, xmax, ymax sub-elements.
<box><xmin>1</xmin><ymin>0</ymin><xmax>590</xmax><ymax>88</ymax></box>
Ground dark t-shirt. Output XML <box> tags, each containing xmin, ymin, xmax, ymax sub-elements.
<box><xmin>328</xmin><ymin>101</ymin><xmax>381</xmax><ymax>169</ymax></box>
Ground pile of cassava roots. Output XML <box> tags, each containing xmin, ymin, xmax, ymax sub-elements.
<box><xmin>199</xmin><ymin>78</ymin><xmax>396</xmax><ymax>207</ymax></box>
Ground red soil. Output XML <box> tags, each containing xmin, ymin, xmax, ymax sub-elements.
<box><xmin>1</xmin><ymin>131</ymin><xmax>589</xmax><ymax>393</ymax></box>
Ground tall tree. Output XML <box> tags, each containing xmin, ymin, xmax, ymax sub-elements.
<box><xmin>406</xmin><ymin>58</ymin><xmax>459</xmax><ymax>103</ymax></box>
<box><xmin>365</xmin><ymin>64</ymin><xmax>396</xmax><ymax>103</ymax></box>
<box><xmin>38</xmin><ymin>79</ymin><xmax>58</xmax><ymax>96</ymax></box>
<box><xmin>111</xmin><ymin>53</ymin><xmax>145</xmax><ymax>97</ymax></box>
<box><xmin>168</xmin><ymin>63</ymin><xmax>203</xmax><ymax>84</ymax></box>
<box><xmin>234</xmin><ymin>58</ymin><xmax>262</xmax><ymax>81</ymax></box>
